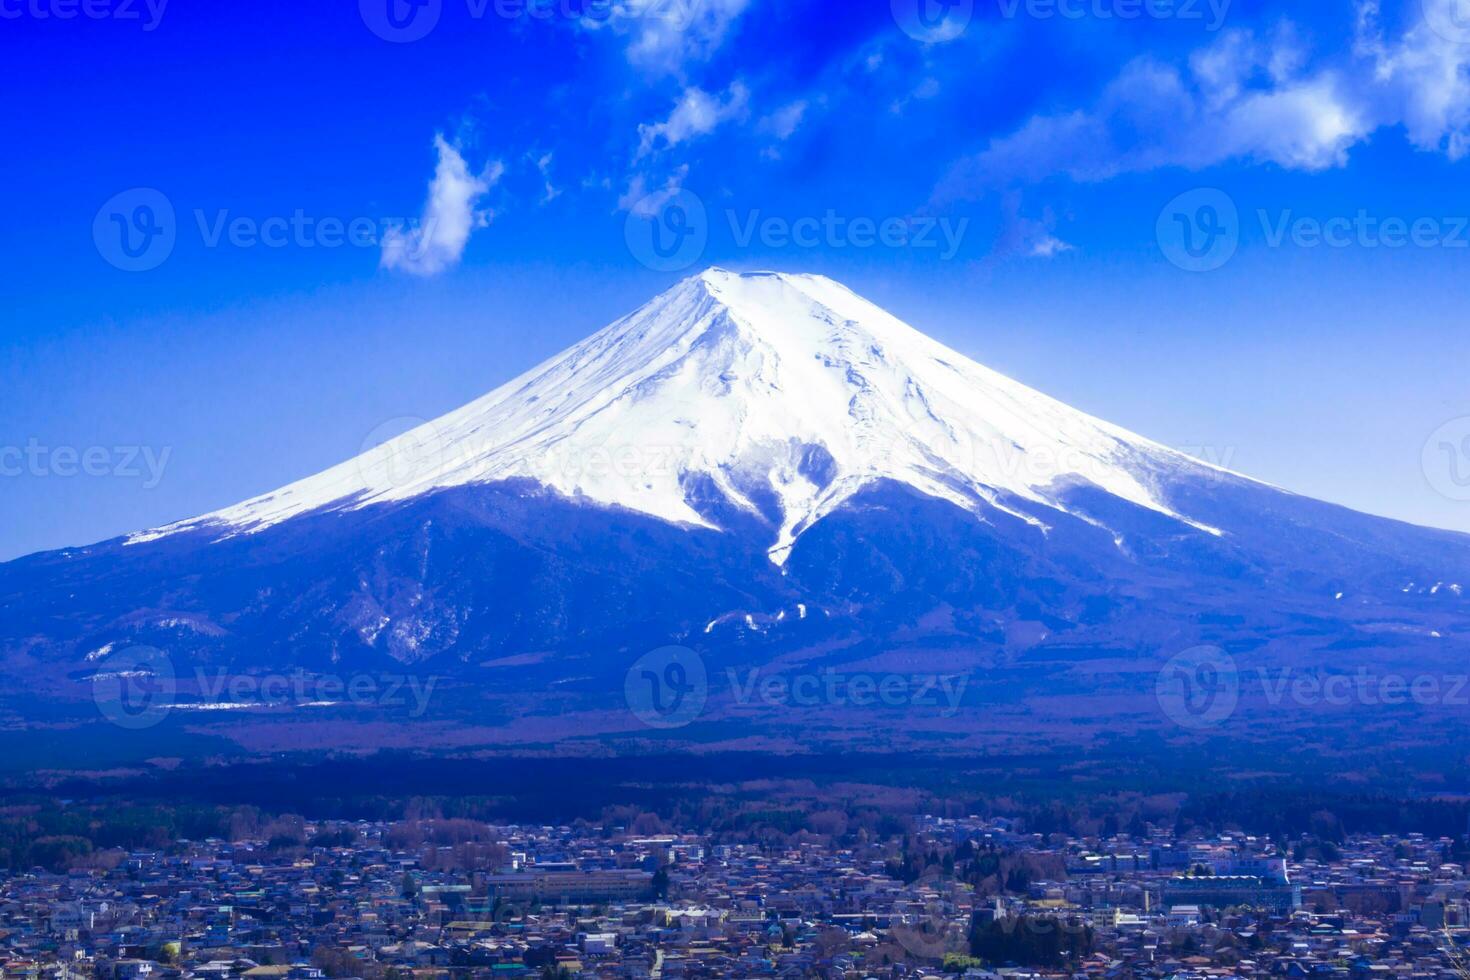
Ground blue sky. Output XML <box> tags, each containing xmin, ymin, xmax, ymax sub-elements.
<box><xmin>5</xmin><ymin>0</ymin><xmax>1470</xmax><ymax>560</ymax></box>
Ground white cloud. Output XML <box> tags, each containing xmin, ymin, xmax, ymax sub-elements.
<box><xmin>938</xmin><ymin>4</ymin><xmax>1470</xmax><ymax>200</ymax></box>
<box><xmin>381</xmin><ymin>135</ymin><xmax>503</xmax><ymax>277</ymax></box>
<box><xmin>890</xmin><ymin>75</ymin><xmax>945</xmax><ymax>115</ymax></box>
<box><xmin>937</xmin><ymin>31</ymin><xmax>1365</xmax><ymax>201</ymax></box>
<box><xmin>618</xmin><ymin>164</ymin><xmax>691</xmax><ymax>216</ymax></box>
<box><xmin>913</xmin><ymin>77</ymin><xmax>941</xmax><ymax>100</ymax></box>
<box><xmin>760</xmin><ymin>100</ymin><xmax>809</xmax><ymax>141</ymax></box>
<box><xmin>1357</xmin><ymin>0</ymin><xmax>1470</xmax><ymax>159</ymax></box>
<box><xmin>995</xmin><ymin>195</ymin><xmax>1075</xmax><ymax>260</ymax></box>
<box><xmin>1222</xmin><ymin>75</ymin><xmax>1366</xmax><ymax>169</ymax></box>
<box><xmin>636</xmin><ymin>82</ymin><xmax>750</xmax><ymax>159</ymax></box>
<box><xmin>616</xmin><ymin>0</ymin><xmax>750</xmax><ymax>76</ymax></box>
<box><xmin>622</xmin><ymin>82</ymin><xmax>747</xmax><ymax>214</ymax></box>
<box><xmin>1029</xmin><ymin>235</ymin><xmax>1074</xmax><ymax>258</ymax></box>
<box><xmin>534</xmin><ymin>151</ymin><xmax>562</xmax><ymax>204</ymax></box>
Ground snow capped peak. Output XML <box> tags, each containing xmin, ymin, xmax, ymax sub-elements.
<box><xmin>130</xmin><ymin>269</ymin><xmax>1226</xmax><ymax>558</ymax></box>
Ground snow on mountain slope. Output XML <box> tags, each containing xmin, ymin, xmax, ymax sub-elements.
<box><xmin>129</xmin><ymin>268</ymin><xmax>1227</xmax><ymax>561</ymax></box>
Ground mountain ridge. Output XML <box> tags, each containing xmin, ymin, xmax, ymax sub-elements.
<box><xmin>125</xmin><ymin>268</ymin><xmax>1237</xmax><ymax>562</ymax></box>
<box><xmin>3</xmin><ymin>269</ymin><xmax>1469</xmax><ymax>756</ymax></box>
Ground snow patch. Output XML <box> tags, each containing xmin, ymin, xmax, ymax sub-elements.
<box><xmin>125</xmin><ymin>269</ymin><xmax>1234</xmax><ymax>559</ymax></box>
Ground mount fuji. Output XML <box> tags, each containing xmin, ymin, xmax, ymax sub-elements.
<box><xmin>4</xmin><ymin>269</ymin><xmax>1469</xmax><ymax>751</ymax></box>
<box><xmin>130</xmin><ymin>269</ymin><xmax>1226</xmax><ymax>560</ymax></box>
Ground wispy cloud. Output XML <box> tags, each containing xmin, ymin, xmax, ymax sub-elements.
<box><xmin>534</xmin><ymin>151</ymin><xmax>561</xmax><ymax>204</ymax></box>
<box><xmin>636</xmin><ymin>81</ymin><xmax>750</xmax><ymax>159</ymax></box>
<box><xmin>995</xmin><ymin>194</ymin><xmax>1075</xmax><ymax>260</ymax></box>
<box><xmin>1029</xmin><ymin>235</ymin><xmax>1074</xmax><ymax>258</ymax></box>
<box><xmin>621</xmin><ymin>81</ymin><xmax>749</xmax><ymax>212</ymax></box>
<box><xmin>381</xmin><ymin>135</ymin><xmax>503</xmax><ymax>277</ymax></box>
<box><xmin>935</xmin><ymin>29</ymin><xmax>1363</xmax><ymax>202</ymax></box>
<box><xmin>618</xmin><ymin>164</ymin><xmax>690</xmax><ymax>216</ymax></box>
<box><xmin>936</xmin><ymin>2</ymin><xmax>1470</xmax><ymax>202</ymax></box>
<box><xmin>617</xmin><ymin>0</ymin><xmax>751</xmax><ymax>77</ymax></box>
<box><xmin>1356</xmin><ymin>0</ymin><xmax>1470</xmax><ymax>160</ymax></box>
<box><xmin>759</xmin><ymin>100</ymin><xmax>809</xmax><ymax>141</ymax></box>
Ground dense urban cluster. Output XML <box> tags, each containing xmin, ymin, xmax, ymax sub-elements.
<box><xmin>3</xmin><ymin>813</ymin><xmax>1470</xmax><ymax>980</ymax></box>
